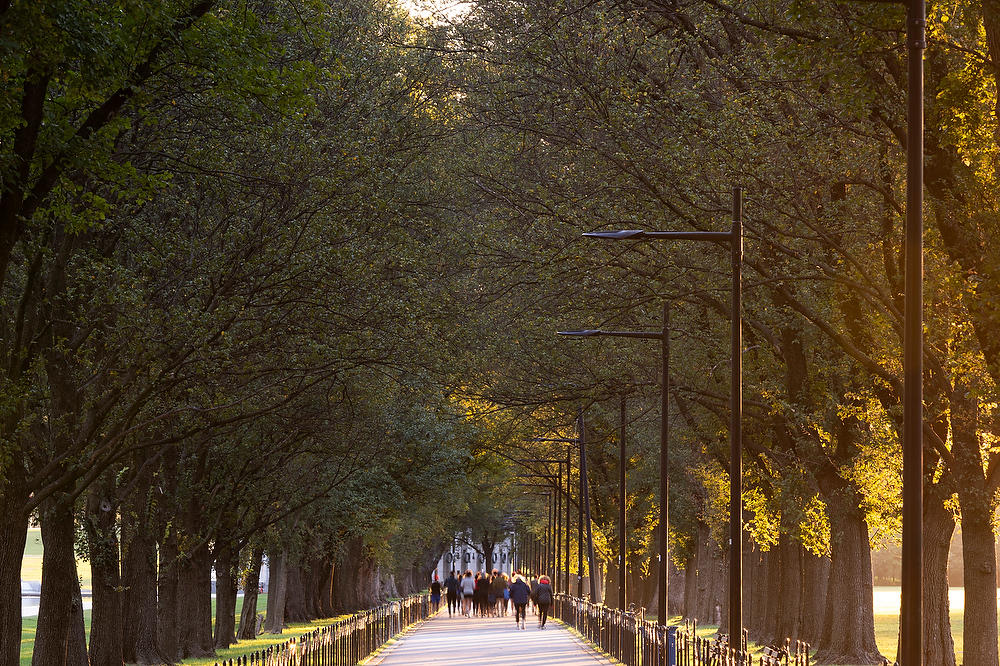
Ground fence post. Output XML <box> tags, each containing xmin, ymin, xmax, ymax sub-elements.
<box><xmin>667</xmin><ymin>625</ymin><xmax>678</xmax><ymax>666</ymax></box>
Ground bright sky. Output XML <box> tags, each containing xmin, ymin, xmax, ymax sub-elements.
<box><xmin>400</xmin><ymin>0</ymin><xmax>470</xmax><ymax>23</ymax></box>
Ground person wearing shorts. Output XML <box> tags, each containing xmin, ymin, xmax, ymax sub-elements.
<box><xmin>430</xmin><ymin>575</ymin><xmax>442</xmax><ymax>613</ymax></box>
<box><xmin>508</xmin><ymin>571</ymin><xmax>530</xmax><ymax>630</ymax></box>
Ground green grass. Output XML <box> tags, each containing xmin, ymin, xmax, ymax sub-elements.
<box><xmin>21</xmin><ymin>528</ymin><xmax>92</xmax><ymax>589</ymax></box>
<box><xmin>179</xmin><ymin>613</ymin><xmax>347</xmax><ymax>666</ymax></box>
<box><xmin>20</xmin><ymin>595</ymin><xmax>281</xmax><ymax>665</ymax></box>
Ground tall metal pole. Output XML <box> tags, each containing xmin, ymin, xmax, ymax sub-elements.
<box><xmin>577</xmin><ymin>410</ymin><xmax>585</xmax><ymax>597</ymax></box>
<box><xmin>619</xmin><ymin>395</ymin><xmax>628</xmax><ymax>611</ymax></box>
<box><xmin>556</xmin><ymin>466</ymin><xmax>563</xmax><ymax>589</ymax></box>
<box><xmin>659</xmin><ymin>301</ymin><xmax>670</xmax><ymax>622</ymax></box>
<box><xmin>566</xmin><ymin>448</ymin><xmax>572</xmax><ymax>594</ymax></box>
<box><xmin>580</xmin><ymin>412</ymin><xmax>599</xmax><ymax>602</ymax></box>
<box><xmin>547</xmin><ymin>492</ymin><xmax>554</xmax><ymax>575</ymax></box>
<box><xmin>729</xmin><ymin>186</ymin><xmax>744</xmax><ymax>638</ymax></box>
<box><xmin>901</xmin><ymin>0</ymin><xmax>925</xmax><ymax>660</ymax></box>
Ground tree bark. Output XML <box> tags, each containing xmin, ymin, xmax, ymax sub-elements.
<box><xmin>952</xmin><ymin>385</ymin><xmax>999</xmax><ymax>666</ymax></box>
<box><xmin>121</xmin><ymin>479</ymin><xmax>169</xmax><ymax>665</ymax></box>
<box><xmin>85</xmin><ymin>485</ymin><xmax>124</xmax><ymax>666</ymax></box>
<box><xmin>747</xmin><ymin>546</ymin><xmax>768</xmax><ymax>641</ymax></box>
<box><xmin>920</xmin><ymin>485</ymin><xmax>956</xmax><ymax>666</ymax></box>
<box><xmin>236</xmin><ymin>547</ymin><xmax>264</xmax><ymax>640</ymax></box>
<box><xmin>213</xmin><ymin>544</ymin><xmax>238</xmax><ymax>650</ymax></box>
<box><xmin>682</xmin><ymin>552</ymin><xmax>697</xmax><ymax>619</ymax></box>
<box><xmin>0</xmin><ymin>493</ymin><xmax>28</xmax><ymax>666</ymax></box>
<box><xmin>800</xmin><ymin>550</ymin><xmax>829</xmax><ymax>646</ymax></box>
<box><xmin>174</xmin><ymin>543</ymin><xmax>214</xmax><ymax>658</ymax></box>
<box><xmin>317</xmin><ymin>559</ymin><xmax>335</xmax><ymax>618</ymax></box>
<box><xmin>774</xmin><ymin>530</ymin><xmax>803</xmax><ymax>646</ymax></box>
<box><xmin>813</xmin><ymin>487</ymin><xmax>882</xmax><ymax>664</ymax></box>
<box><xmin>32</xmin><ymin>498</ymin><xmax>89</xmax><ymax>666</ymax></box>
<box><xmin>761</xmin><ymin>544</ymin><xmax>784</xmax><ymax>646</ymax></box>
<box><xmin>157</xmin><ymin>529</ymin><xmax>179</xmax><ymax>661</ymax></box>
<box><xmin>283</xmin><ymin>562</ymin><xmax>309</xmax><ymax>623</ymax></box>
<box><xmin>263</xmin><ymin>551</ymin><xmax>288</xmax><ymax>633</ymax></box>
<box><xmin>331</xmin><ymin>537</ymin><xmax>381</xmax><ymax>612</ymax></box>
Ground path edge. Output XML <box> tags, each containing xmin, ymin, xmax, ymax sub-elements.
<box><xmin>550</xmin><ymin>617</ymin><xmax>622</xmax><ymax>666</ymax></box>
<box><xmin>361</xmin><ymin>608</ymin><xmax>443</xmax><ymax>665</ymax></box>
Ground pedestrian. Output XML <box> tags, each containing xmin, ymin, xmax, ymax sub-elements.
<box><xmin>430</xmin><ymin>574</ymin><xmax>442</xmax><ymax>613</ymax></box>
<box><xmin>532</xmin><ymin>574</ymin><xmax>554</xmax><ymax>629</ymax></box>
<box><xmin>529</xmin><ymin>573</ymin><xmax>539</xmax><ymax>615</ymax></box>
<box><xmin>501</xmin><ymin>573</ymin><xmax>510</xmax><ymax>616</ymax></box>
<box><xmin>474</xmin><ymin>572</ymin><xmax>489</xmax><ymax>616</ymax></box>
<box><xmin>460</xmin><ymin>570</ymin><xmax>475</xmax><ymax>617</ymax></box>
<box><xmin>491</xmin><ymin>570</ymin><xmax>508</xmax><ymax>616</ymax></box>
<box><xmin>509</xmin><ymin>571</ymin><xmax>531</xmax><ymax>630</ymax></box>
<box><xmin>444</xmin><ymin>570</ymin><xmax>460</xmax><ymax>617</ymax></box>
<box><xmin>483</xmin><ymin>569</ymin><xmax>498</xmax><ymax>615</ymax></box>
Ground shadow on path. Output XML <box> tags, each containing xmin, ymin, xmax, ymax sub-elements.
<box><xmin>369</xmin><ymin>611</ymin><xmax>613</xmax><ymax>665</ymax></box>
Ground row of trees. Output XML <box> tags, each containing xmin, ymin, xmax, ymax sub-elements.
<box><xmin>0</xmin><ymin>1</ymin><xmax>509</xmax><ymax>664</ymax></box>
<box><xmin>433</xmin><ymin>1</ymin><xmax>1000</xmax><ymax>665</ymax></box>
<box><xmin>6</xmin><ymin>0</ymin><xmax>1000</xmax><ymax>665</ymax></box>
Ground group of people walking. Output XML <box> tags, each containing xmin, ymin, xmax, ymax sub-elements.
<box><xmin>436</xmin><ymin>569</ymin><xmax>554</xmax><ymax>630</ymax></box>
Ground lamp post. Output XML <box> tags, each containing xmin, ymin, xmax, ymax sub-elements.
<box><xmin>619</xmin><ymin>395</ymin><xmax>627</xmax><ymax>611</ymax></box>
<box><xmin>532</xmin><ymin>415</ymin><xmax>594</xmax><ymax>600</ymax></box>
<box><xmin>515</xmin><ymin>486</ymin><xmax>553</xmax><ymax>573</ymax></box>
<box><xmin>532</xmin><ymin>438</ymin><xmax>577</xmax><ymax>595</ymax></box>
<box><xmin>900</xmin><ymin>3</ymin><xmax>924</xmax><ymax>659</ymax></box>
<box><xmin>559</xmin><ymin>301</ymin><xmax>668</xmax><ymax>619</ymax></box>
<box><xmin>512</xmin><ymin>456</ymin><xmax>567</xmax><ymax>589</ymax></box>
<box><xmin>580</xmin><ymin>186</ymin><xmax>742</xmax><ymax>634</ymax></box>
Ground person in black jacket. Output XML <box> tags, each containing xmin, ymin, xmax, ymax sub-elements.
<box><xmin>508</xmin><ymin>571</ymin><xmax>531</xmax><ymax>630</ymax></box>
<box><xmin>443</xmin><ymin>571</ymin><xmax>460</xmax><ymax>617</ymax></box>
<box><xmin>430</xmin><ymin>574</ymin><xmax>442</xmax><ymax>613</ymax></box>
<box><xmin>532</xmin><ymin>574</ymin><xmax>554</xmax><ymax>629</ymax></box>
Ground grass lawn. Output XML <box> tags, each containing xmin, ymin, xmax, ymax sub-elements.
<box><xmin>179</xmin><ymin>613</ymin><xmax>348</xmax><ymax>666</ymax></box>
<box><xmin>22</xmin><ymin>528</ymin><xmax>92</xmax><ymax>589</ymax></box>
<box><xmin>20</xmin><ymin>595</ymin><xmax>281</xmax><ymax>666</ymax></box>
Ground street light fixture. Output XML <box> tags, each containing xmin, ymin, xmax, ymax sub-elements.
<box><xmin>531</xmin><ymin>427</ymin><xmax>590</xmax><ymax>598</ymax></box>
<box><xmin>512</xmin><ymin>456</ymin><xmax>567</xmax><ymax>591</ymax></box>
<box><xmin>558</xmin><ymin>314</ymin><xmax>670</xmax><ymax>616</ymax></box>
<box><xmin>575</xmin><ymin>186</ymin><xmax>742</xmax><ymax>635</ymax></box>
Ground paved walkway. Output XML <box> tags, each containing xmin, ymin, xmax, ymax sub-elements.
<box><xmin>370</xmin><ymin>610</ymin><xmax>614</xmax><ymax>665</ymax></box>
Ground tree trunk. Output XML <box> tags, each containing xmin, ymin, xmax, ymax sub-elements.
<box><xmin>813</xmin><ymin>488</ymin><xmax>882</xmax><ymax>664</ymax></box>
<box><xmin>800</xmin><ymin>550</ymin><xmax>829</xmax><ymax>646</ymax></box>
<box><xmin>32</xmin><ymin>498</ymin><xmax>89</xmax><ymax>666</ymax></box>
<box><xmin>920</xmin><ymin>485</ymin><xmax>956</xmax><ymax>666</ymax></box>
<box><xmin>157</xmin><ymin>530</ymin><xmax>179</xmax><ymax>661</ymax></box>
<box><xmin>283</xmin><ymin>562</ymin><xmax>309</xmax><ymax>623</ymax></box>
<box><xmin>85</xmin><ymin>485</ymin><xmax>124</xmax><ymax>666</ymax></box>
<box><xmin>605</xmin><ymin>560</ymin><xmax>621</xmax><ymax>609</ymax></box>
<box><xmin>682</xmin><ymin>552</ymin><xmax>697</xmax><ymax>619</ymax></box>
<box><xmin>236</xmin><ymin>548</ymin><xmax>264</xmax><ymax>640</ymax></box>
<box><xmin>331</xmin><ymin>537</ymin><xmax>380</xmax><ymax>612</ymax></box>
<box><xmin>305</xmin><ymin>557</ymin><xmax>325</xmax><ymax>618</ymax></box>
<box><xmin>263</xmin><ymin>551</ymin><xmax>288</xmax><ymax>633</ymax></box>
<box><xmin>213</xmin><ymin>545</ymin><xmax>238</xmax><ymax>650</ymax></box>
<box><xmin>747</xmin><ymin>546</ymin><xmax>767</xmax><ymax>641</ymax></box>
<box><xmin>317</xmin><ymin>559</ymin><xmax>335</xmax><ymax>618</ymax></box>
<box><xmin>667</xmin><ymin>557</ymin><xmax>685</xmax><ymax>616</ymax></box>
<box><xmin>774</xmin><ymin>530</ymin><xmax>803</xmax><ymax>646</ymax></box>
<box><xmin>761</xmin><ymin>544</ymin><xmax>784</xmax><ymax>646</ymax></box>
<box><xmin>121</xmin><ymin>480</ymin><xmax>169</xmax><ymax>665</ymax></box>
<box><xmin>175</xmin><ymin>544</ymin><xmax>214</xmax><ymax>659</ymax></box>
<box><xmin>0</xmin><ymin>496</ymin><xmax>28</xmax><ymax>666</ymax></box>
<box><xmin>952</xmin><ymin>384</ymin><xmax>999</xmax><ymax>666</ymax></box>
